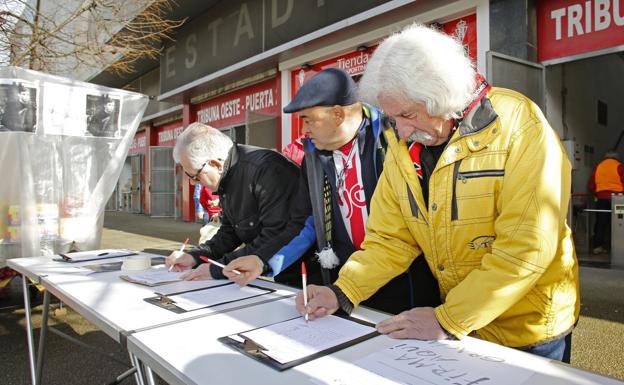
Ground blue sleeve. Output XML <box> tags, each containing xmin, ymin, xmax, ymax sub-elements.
<box><xmin>266</xmin><ymin>216</ymin><xmax>316</xmax><ymax>277</ymax></box>
<box><xmin>193</xmin><ymin>184</ymin><xmax>204</xmax><ymax>213</ymax></box>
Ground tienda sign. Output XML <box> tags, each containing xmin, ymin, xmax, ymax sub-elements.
<box><xmin>538</xmin><ymin>0</ymin><xmax>624</xmax><ymax>64</ymax></box>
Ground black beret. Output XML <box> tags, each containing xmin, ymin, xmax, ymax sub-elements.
<box><xmin>284</xmin><ymin>68</ymin><xmax>357</xmax><ymax>113</ymax></box>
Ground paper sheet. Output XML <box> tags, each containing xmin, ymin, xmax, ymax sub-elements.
<box><xmin>57</xmin><ymin>249</ymin><xmax>136</xmax><ymax>262</ymax></box>
<box><xmin>121</xmin><ymin>266</ymin><xmax>185</xmax><ymax>286</ymax></box>
<box><xmin>239</xmin><ymin>315</ymin><xmax>375</xmax><ymax>364</ymax></box>
<box><xmin>170</xmin><ymin>284</ymin><xmax>270</xmax><ymax>311</ymax></box>
<box><xmin>352</xmin><ymin>339</ymin><xmax>537</xmax><ymax>385</ymax></box>
<box><xmin>153</xmin><ymin>279</ymin><xmax>228</xmax><ymax>296</ymax></box>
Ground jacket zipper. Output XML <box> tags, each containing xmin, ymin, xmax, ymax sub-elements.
<box><xmin>452</xmin><ymin>168</ymin><xmax>504</xmax><ymax>221</ymax></box>
<box><xmin>458</xmin><ymin>170</ymin><xmax>505</xmax><ymax>179</ymax></box>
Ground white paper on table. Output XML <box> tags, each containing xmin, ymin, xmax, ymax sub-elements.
<box><xmin>170</xmin><ymin>283</ymin><xmax>271</xmax><ymax>311</ymax></box>
<box><xmin>58</xmin><ymin>249</ymin><xmax>136</xmax><ymax>262</ymax></box>
<box><xmin>121</xmin><ymin>266</ymin><xmax>185</xmax><ymax>286</ymax></box>
<box><xmin>239</xmin><ymin>315</ymin><xmax>376</xmax><ymax>364</ymax></box>
<box><xmin>153</xmin><ymin>279</ymin><xmax>228</xmax><ymax>295</ymax></box>
<box><xmin>354</xmin><ymin>338</ymin><xmax>538</xmax><ymax>385</ymax></box>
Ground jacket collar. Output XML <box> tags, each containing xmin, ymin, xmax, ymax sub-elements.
<box><xmin>385</xmin><ymin>94</ymin><xmax>500</xmax><ymax>204</ymax></box>
<box><xmin>216</xmin><ymin>144</ymin><xmax>239</xmax><ymax>195</ymax></box>
<box><xmin>457</xmin><ymin>96</ymin><xmax>498</xmax><ymax>137</ymax></box>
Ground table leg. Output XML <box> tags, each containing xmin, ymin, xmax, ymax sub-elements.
<box><xmin>22</xmin><ymin>276</ymin><xmax>37</xmax><ymax>385</ymax></box>
<box><xmin>145</xmin><ymin>365</ymin><xmax>156</xmax><ymax>385</ymax></box>
<box><xmin>130</xmin><ymin>352</ymin><xmax>147</xmax><ymax>385</ymax></box>
<box><xmin>35</xmin><ymin>290</ymin><xmax>51</xmax><ymax>385</ymax></box>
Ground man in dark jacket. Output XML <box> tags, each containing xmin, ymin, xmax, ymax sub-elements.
<box><xmin>222</xmin><ymin>69</ymin><xmax>440</xmax><ymax>315</ymax></box>
<box><xmin>165</xmin><ymin>123</ymin><xmax>299</xmax><ymax>281</ymax></box>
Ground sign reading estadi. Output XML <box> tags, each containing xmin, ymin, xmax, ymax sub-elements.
<box><xmin>538</xmin><ymin>0</ymin><xmax>624</xmax><ymax>64</ymax></box>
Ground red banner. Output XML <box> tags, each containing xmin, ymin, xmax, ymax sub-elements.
<box><xmin>156</xmin><ymin>121</ymin><xmax>184</xmax><ymax>147</ymax></box>
<box><xmin>128</xmin><ymin>131</ymin><xmax>147</xmax><ymax>155</ymax></box>
<box><xmin>538</xmin><ymin>0</ymin><xmax>624</xmax><ymax>63</ymax></box>
<box><xmin>195</xmin><ymin>78</ymin><xmax>280</xmax><ymax>128</ymax></box>
<box><xmin>441</xmin><ymin>14</ymin><xmax>477</xmax><ymax>63</ymax></box>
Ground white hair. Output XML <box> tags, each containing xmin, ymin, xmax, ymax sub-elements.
<box><xmin>173</xmin><ymin>122</ymin><xmax>233</xmax><ymax>169</ymax></box>
<box><xmin>359</xmin><ymin>24</ymin><xmax>477</xmax><ymax>120</ymax></box>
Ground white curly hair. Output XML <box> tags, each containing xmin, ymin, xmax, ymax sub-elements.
<box><xmin>359</xmin><ymin>24</ymin><xmax>477</xmax><ymax>120</ymax></box>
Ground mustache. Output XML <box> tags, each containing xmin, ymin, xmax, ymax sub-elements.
<box><xmin>407</xmin><ymin>130</ymin><xmax>434</xmax><ymax>143</ymax></box>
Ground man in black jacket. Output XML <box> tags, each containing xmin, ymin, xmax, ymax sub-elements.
<box><xmin>165</xmin><ymin>123</ymin><xmax>300</xmax><ymax>281</ymax></box>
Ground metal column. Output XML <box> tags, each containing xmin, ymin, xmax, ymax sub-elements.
<box><xmin>611</xmin><ymin>193</ymin><xmax>624</xmax><ymax>268</ymax></box>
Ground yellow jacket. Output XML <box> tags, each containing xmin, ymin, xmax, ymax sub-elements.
<box><xmin>335</xmin><ymin>87</ymin><xmax>580</xmax><ymax>348</ymax></box>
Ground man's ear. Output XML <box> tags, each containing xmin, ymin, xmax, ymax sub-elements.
<box><xmin>332</xmin><ymin>105</ymin><xmax>345</xmax><ymax>125</ymax></box>
<box><xmin>210</xmin><ymin>159</ymin><xmax>224</xmax><ymax>171</ymax></box>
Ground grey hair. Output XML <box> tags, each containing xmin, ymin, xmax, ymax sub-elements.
<box><xmin>359</xmin><ymin>24</ymin><xmax>477</xmax><ymax>120</ymax></box>
<box><xmin>173</xmin><ymin>122</ymin><xmax>233</xmax><ymax>169</ymax></box>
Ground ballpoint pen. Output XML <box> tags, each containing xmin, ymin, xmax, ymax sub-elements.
<box><xmin>169</xmin><ymin>238</ymin><xmax>189</xmax><ymax>271</ymax></box>
<box><xmin>199</xmin><ymin>256</ymin><xmax>242</xmax><ymax>275</ymax></box>
<box><xmin>302</xmin><ymin>261</ymin><xmax>308</xmax><ymax>323</ymax></box>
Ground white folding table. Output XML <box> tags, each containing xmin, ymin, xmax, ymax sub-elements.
<box><xmin>8</xmin><ymin>254</ymin><xmax>297</xmax><ymax>385</ymax></box>
<box><xmin>126</xmin><ymin>296</ymin><xmax>624</xmax><ymax>385</ymax></box>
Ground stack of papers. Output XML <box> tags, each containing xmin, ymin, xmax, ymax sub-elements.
<box><xmin>84</xmin><ymin>257</ymin><xmax>165</xmax><ymax>273</ymax></box>
<box><xmin>168</xmin><ymin>284</ymin><xmax>271</xmax><ymax>311</ymax></box>
<box><xmin>120</xmin><ymin>266</ymin><xmax>185</xmax><ymax>286</ymax></box>
<box><xmin>239</xmin><ymin>315</ymin><xmax>376</xmax><ymax>364</ymax></box>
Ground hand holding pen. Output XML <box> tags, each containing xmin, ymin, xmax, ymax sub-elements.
<box><xmin>166</xmin><ymin>238</ymin><xmax>192</xmax><ymax>272</ymax></box>
<box><xmin>295</xmin><ymin>283</ymin><xmax>340</xmax><ymax>322</ymax></box>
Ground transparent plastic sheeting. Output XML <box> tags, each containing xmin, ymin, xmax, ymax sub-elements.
<box><xmin>0</xmin><ymin>66</ymin><xmax>148</xmax><ymax>265</ymax></box>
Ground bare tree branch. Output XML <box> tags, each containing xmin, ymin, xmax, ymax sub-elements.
<box><xmin>1</xmin><ymin>0</ymin><xmax>185</xmax><ymax>77</ymax></box>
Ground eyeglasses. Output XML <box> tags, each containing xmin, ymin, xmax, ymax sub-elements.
<box><xmin>185</xmin><ymin>161</ymin><xmax>208</xmax><ymax>181</ymax></box>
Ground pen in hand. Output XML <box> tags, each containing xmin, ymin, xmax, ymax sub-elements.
<box><xmin>199</xmin><ymin>256</ymin><xmax>242</xmax><ymax>275</ymax></box>
<box><xmin>302</xmin><ymin>261</ymin><xmax>308</xmax><ymax>323</ymax></box>
<box><xmin>169</xmin><ymin>238</ymin><xmax>189</xmax><ymax>272</ymax></box>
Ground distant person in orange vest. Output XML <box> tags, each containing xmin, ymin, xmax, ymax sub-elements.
<box><xmin>588</xmin><ymin>150</ymin><xmax>624</xmax><ymax>254</ymax></box>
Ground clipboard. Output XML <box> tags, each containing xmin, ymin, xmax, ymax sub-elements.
<box><xmin>85</xmin><ymin>257</ymin><xmax>165</xmax><ymax>273</ymax></box>
<box><xmin>144</xmin><ymin>282</ymin><xmax>275</xmax><ymax>314</ymax></box>
<box><xmin>53</xmin><ymin>249</ymin><xmax>137</xmax><ymax>263</ymax></box>
<box><xmin>218</xmin><ymin>315</ymin><xmax>379</xmax><ymax>371</ymax></box>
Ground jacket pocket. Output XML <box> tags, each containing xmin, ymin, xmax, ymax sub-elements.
<box><xmin>234</xmin><ymin>213</ymin><xmax>260</xmax><ymax>242</ymax></box>
<box><xmin>452</xmin><ymin>167</ymin><xmax>504</xmax><ymax>222</ymax></box>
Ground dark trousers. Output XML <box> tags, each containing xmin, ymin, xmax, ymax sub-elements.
<box><xmin>520</xmin><ymin>332</ymin><xmax>572</xmax><ymax>363</ymax></box>
<box><xmin>592</xmin><ymin>199</ymin><xmax>611</xmax><ymax>249</ymax></box>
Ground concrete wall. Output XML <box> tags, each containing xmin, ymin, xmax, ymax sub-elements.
<box><xmin>490</xmin><ymin>0</ymin><xmax>537</xmax><ymax>61</ymax></box>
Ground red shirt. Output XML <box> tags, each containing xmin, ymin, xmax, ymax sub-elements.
<box><xmin>199</xmin><ymin>186</ymin><xmax>222</xmax><ymax>217</ymax></box>
<box><xmin>334</xmin><ymin>139</ymin><xmax>367</xmax><ymax>250</ymax></box>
